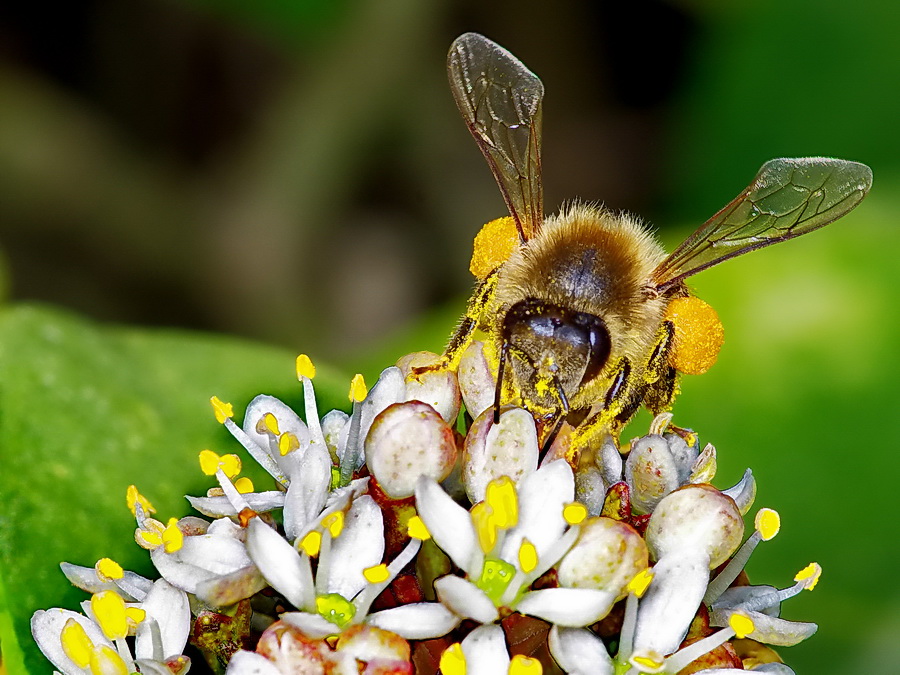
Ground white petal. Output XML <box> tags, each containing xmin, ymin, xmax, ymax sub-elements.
<box><xmin>151</xmin><ymin>533</ymin><xmax>252</xmax><ymax>594</ymax></box>
<box><xmin>722</xmin><ymin>469</ymin><xmax>756</xmax><ymax>516</ymax></box>
<box><xmin>31</xmin><ymin>608</ymin><xmax>112</xmax><ymax>674</ymax></box>
<box><xmin>633</xmin><ymin>549</ymin><xmax>710</xmax><ymax>656</ymax></box>
<box><xmin>516</xmin><ymin>587</ymin><xmax>616</xmax><ymax>626</ymax></box>
<box><xmin>715</xmin><ymin>610</ymin><xmax>817</xmax><ymax>646</ymax></box>
<box><xmin>59</xmin><ymin>562</ymin><xmax>152</xmax><ymax>601</ymax></box>
<box><xmin>195</xmin><ymin>564</ymin><xmax>269</xmax><ymax>608</ymax></box>
<box><xmin>187</xmin><ymin>491</ymin><xmax>285</xmax><ymax>518</ymax></box>
<box><xmin>711</xmin><ymin>584</ymin><xmax>780</xmax><ymax>617</ymax></box>
<box><xmin>434</xmin><ymin>575</ymin><xmax>499</xmax><ymax>624</ymax></box>
<box><xmin>327</xmin><ymin>495</ymin><xmax>384</xmax><ymax>599</ymax></box>
<box><xmin>463</xmin><ymin>407</ymin><xmax>538</xmax><ymax>504</ymax></box>
<box><xmin>245</xmin><ymin>518</ymin><xmax>313</xmax><ymax>610</ymax></box>
<box><xmin>366</xmin><ymin>603</ymin><xmax>460</xmax><ymax>639</ymax></box>
<box><xmin>225</xmin><ymin>650</ymin><xmax>282</xmax><ymax>675</ymax></box>
<box><xmin>416</xmin><ymin>476</ymin><xmax>481</xmax><ymax>576</ymax></box>
<box><xmin>134</xmin><ymin>580</ymin><xmax>190</xmax><ymax>660</ymax></box>
<box><xmin>280</xmin><ymin>611</ymin><xmax>344</xmax><ymax>640</ymax></box>
<box><xmin>460</xmin><ymin>625</ymin><xmax>510</xmax><ymax>675</ymax></box>
<box><xmin>548</xmin><ymin>626</ymin><xmax>614</xmax><ymax>675</ymax></box>
<box><xmin>243</xmin><ymin>395</ymin><xmax>310</xmax><ymax>453</ymax></box>
<box><xmin>284</xmin><ymin>441</ymin><xmax>333</xmax><ymax>540</ymax></box>
<box><xmin>501</xmin><ymin>459</ymin><xmax>573</xmax><ymax>562</ymax></box>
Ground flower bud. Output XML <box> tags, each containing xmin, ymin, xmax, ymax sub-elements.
<box><xmin>396</xmin><ymin>351</ymin><xmax>461</xmax><ymax>423</ymax></box>
<box><xmin>457</xmin><ymin>341</ymin><xmax>496</xmax><ymax>419</ymax></box>
<box><xmin>462</xmin><ymin>407</ymin><xmax>538</xmax><ymax>503</ymax></box>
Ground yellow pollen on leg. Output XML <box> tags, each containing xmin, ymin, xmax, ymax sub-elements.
<box><xmin>485</xmin><ymin>476</ymin><xmax>518</xmax><ymax>528</ymax></box>
<box><xmin>210</xmin><ymin>396</ymin><xmax>234</xmax><ymax>424</ymax></box>
<box><xmin>60</xmin><ymin>618</ymin><xmax>93</xmax><ymax>668</ymax></box>
<box><xmin>91</xmin><ymin>590</ymin><xmax>128</xmax><ymax>640</ymax></box>
<box><xmin>470</xmin><ymin>216</ymin><xmax>519</xmax><ymax>280</ymax></box>
<box><xmin>754</xmin><ymin>508</ymin><xmax>781</xmax><ymax>540</ymax></box>
<box><xmin>509</xmin><ymin>654</ymin><xmax>543</xmax><ymax>675</ymax></box>
<box><xmin>95</xmin><ymin>558</ymin><xmax>124</xmax><ymax>581</ymax></box>
<box><xmin>729</xmin><ymin>612</ymin><xmax>755</xmax><ymax>639</ymax></box>
<box><xmin>296</xmin><ymin>354</ymin><xmax>316</xmax><ymax>380</ymax></box>
<box><xmin>664</xmin><ymin>296</ymin><xmax>725</xmax><ymax>375</ymax></box>
<box><xmin>795</xmin><ymin>562</ymin><xmax>822</xmax><ymax>590</ymax></box>
<box><xmin>439</xmin><ymin>642</ymin><xmax>467</xmax><ymax>675</ymax></box>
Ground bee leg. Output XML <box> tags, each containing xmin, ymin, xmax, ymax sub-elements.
<box><xmin>567</xmin><ymin>356</ymin><xmax>633</xmax><ymax>465</ymax></box>
<box><xmin>642</xmin><ymin>321</ymin><xmax>679</xmax><ymax>414</ymax></box>
<box><xmin>411</xmin><ymin>269</ymin><xmax>499</xmax><ymax>381</ymax></box>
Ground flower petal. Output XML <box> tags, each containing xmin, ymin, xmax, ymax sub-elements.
<box><xmin>134</xmin><ymin>580</ymin><xmax>190</xmax><ymax>660</ymax></box>
<box><xmin>60</xmin><ymin>563</ymin><xmax>152</xmax><ymax>602</ymax></box>
<box><xmin>280</xmin><ymin>611</ymin><xmax>346</xmax><ymax>640</ymax></box>
<box><xmin>284</xmin><ymin>441</ymin><xmax>332</xmax><ymax>540</ymax></box>
<box><xmin>327</xmin><ymin>495</ymin><xmax>385</xmax><ymax>599</ymax></box>
<box><xmin>31</xmin><ymin>608</ymin><xmax>113</xmax><ymax>674</ymax></box>
<box><xmin>434</xmin><ymin>575</ymin><xmax>499</xmax><ymax>624</ymax></box>
<box><xmin>461</xmin><ymin>624</ymin><xmax>511</xmax><ymax>675</ymax></box>
<box><xmin>225</xmin><ymin>650</ymin><xmax>282</xmax><ymax>675</ymax></box>
<box><xmin>367</xmin><ymin>603</ymin><xmax>460</xmax><ymax>639</ymax></box>
<box><xmin>515</xmin><ymin>587</ymin><xmax>616</xmax><ymax>626</ymax></box>
<box><xmin>245</xmin><ymin>518</ymin><xmax>314</xmax><ymax>611</ymax></box>
<box><xmin>186</xmin><ymin>491</ymin><xmax>285</xmax><ymax>518</ymax></box>
<box><xmin>416</xmin><ymin>476</ymin><xmax>481</xmax><ymax>577</ymax></box>
<box><xmin>548</xmin><ymin>626</ymin><xmax>614</xmax><ymax>675</ymax></box>
<box><xmin>151</xmin><ymin>532</ymin><xmax>253</xmax><ymax>594</ymax></box>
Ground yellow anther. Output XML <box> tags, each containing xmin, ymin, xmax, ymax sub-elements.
<box><xmin>91</xmin><ymin>590</ymin><xmax>128</xmax><ymax>640</ymax></box>
<box><xmin>627</xmin><ymin>569</ymin><xmax>655</xmax><ymax>598</ymax></box>
<box><xmin>509</xmin><ymin>654</ymin><xmax>543</xmax><ymax>675</ymax></box>
<box><xmin>518</xmin><ymin>538</ymin><xmax>538</xmax><ymax>574</ymax></box>
<box><xmin>296</xmin><ymin>354</ymin><xmax>316</xmax><ymax>380</ymax></box>
<box><xmin>471</xmin><ymin>501</ymin><xmax>498</xmax><ymax>554</ymax></box>
<box><xmin>439</xmin><ymin>642</ymin><xmax>466</xmax><ymax>675</ymax></box>
<box><xmin>137</xmin><ymin>527</ymin><xmax>163</xmax><ymax>549</ymax></box>
<box><xmin>220</xmin><ymin>454</ymin><xmax>242</xmax><ymax>478</ymax></box>
<box><xmin>210</xmin><ymin>396</ymin><xmax>234</xmax><ymax>424</ymax></box>
<box><xmin>322</xmin><ymin>511</ymin><xmax>345</xmax><ymax>538</ymax></box>
<box><xmin>563</xmin><ymin>502</ymin><xmax>588</xmax><ymax>525</ymax></box>
<box><xmin>364</xmin><ymin>564</ymin><xmax>390</xmax><ymax>584</ymax></box>
<box><xmin>162</xmin><ymin>518</ymin><xmax>184</xmax><ymax>553</ymax></box>
<box><xmin>125</xmin><ymin>607</ymin><xmax>146</xmax><ymax>627</ymax></box>
<box><xmin>754</xmin><ymin>508</ymin><xmax>781</xmax><ymax>541</ymax></box>
<box><xmin>407</xmin><ymin>515</ymin><xmax>431</xmax><ymax>541</ymax></box>
<box><xmin>262</xmin><ymin>413</ymin><xmax>281</xmax><ymax>436</ymax></box>
<box><xmin>126</xmin><ymin>485</ymin><xmax>155</xmax><ymax>517</ymax></box>
<box><xmin>300</xmin><ymin>531</ymin><xmax>322</xmax><ymax>557</ymax></box>
<box><xmin>90</xmin><ymin>644</ymin><xmax>129</xmax><ymax>675</ymax></box>
<box><xmin>198</xmin><ymin>450</ymin><xmax>241</xmax><ymax>478</ymax></box>
<box><xmin>349</xmin><ymin>374</ymin><xmax>368</xmax><ymax>403</ymax></box>
<box><xmin>470</xmin><ymin>216</ymin><xmax>519</xmax><ymax>280</ymax></box>
<box><xmin>630</xmin><ymin>652</ymin><xmax>664</xmax><ymax>671</ymax></box>
<box><xmin>61</xmin><ymin>619</ymin><xmax>93</xmax><ymax>668</ymax></box>
<box><xmin>485</xmin><ymin>476</ymin><xmax>518</xmax><ymax>529</ymax></box>
<box><xmin>199</xmin><ymin>449</ymin><xmax>221</xmax><ymax>476</ymax></box>
<box><xmin>234</xmin><ymin>477</ymin><xmax>255</xmax><ymax>494</ymax></box>
<box><xmin>95</xmin><ymin>558</ymin><xmax>124</xmax><ymax>582</ymax></box>
<box><xmin>664</xmin><ymin>296</ymin><xmax>725</xmax><ymax>375</ymax></box>
<box><xmin>729</xmin><ymin>612</ymin><xmax>755</xmax><ymax>639</ymax></box>
<box><xmin>795</xmin><ymin>562</ymin><xmax>822</xmax><ymax>591</ymax></box>
<box><xmin>279</xmin><ymin>432</ymin><xmax>301</xmax><ymax>456</ymax></box>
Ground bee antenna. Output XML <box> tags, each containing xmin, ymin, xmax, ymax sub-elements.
<box><xmin>493</xmin><ymin>341</ymin><xmax>510</xmax><ymax>424</ymax></box>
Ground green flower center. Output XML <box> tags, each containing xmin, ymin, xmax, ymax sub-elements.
<box><xmin>475</xmin><ymin>557</ymin><xmax>516</xmax><ymax>604</ymax></box>
<box><xmin>315</xmin><ymin>593</ymin><xmax>356</xmax><ymax>628</ymax></box>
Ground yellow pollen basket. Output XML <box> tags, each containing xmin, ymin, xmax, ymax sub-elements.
<box><xmin>296</xmin><ymin>353</ymin><xmax>316</xmax><ymax>380</ymax></box>
<box><xmin>664</xmin><ymin>296</ymin><xmax>725</xmax><ymax>375</ymax></box>
<box><xmin>470</xmin><ymin>216</ymin><xmax>519</xmax><ymax>280</ymax></box>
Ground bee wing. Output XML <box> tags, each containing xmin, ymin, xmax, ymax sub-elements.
<box><xmin>652</xmin><ymin>158</ymin><xmax>873</xmax><ymax>293</ymax></box>
<box><xmin>448</xmin><ymin>32</ymin><xmax>544</xmax><ymax>242</ymax></box>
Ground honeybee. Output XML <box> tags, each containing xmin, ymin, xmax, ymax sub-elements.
<box><xmin>435</xmin><ymin>33</ymin><xmax>871</xmax><ymax>460</ymax></box>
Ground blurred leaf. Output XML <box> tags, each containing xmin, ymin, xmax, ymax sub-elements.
<box><xmin>0</xmin><ymin>305</ymin><xmax>346</xmax><ymax>674</ymax></box>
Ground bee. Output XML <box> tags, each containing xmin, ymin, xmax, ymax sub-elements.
<box><xmin>434</xmin><ymin>32</ymin><xmax>871</xmax><ymax>461</ymax></box>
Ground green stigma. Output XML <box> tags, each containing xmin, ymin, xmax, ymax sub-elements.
<box><xmin>315</xmin><ymin>593</ymin><xmax>356</xmax><ymax>628</ymax></box>
<box><xmin>475</xmin><ymin>557</ymin><xmax>516</xmax><ymax>604</ymax></box>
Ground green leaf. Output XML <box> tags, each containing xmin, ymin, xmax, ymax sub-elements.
<box><xmin>0</xmin><ymin>305</ymin><xmax>346</xmax><ymax>674</ymax></box>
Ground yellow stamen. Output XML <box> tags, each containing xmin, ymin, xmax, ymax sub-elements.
<box><xmin>296</xmin><ymin>354</ymin><xmax>316</xmax><ymax>380</ymax></box>
<box><xmin>91</xmin><ymin>591</ymin><xmax>128</xmax><ymax>640</ymax></box>
<box><xmin>795</xmin><ymin>562</ymin><xmax>822</xmax><ymax>590</ymax></box>
<box><xmin>364</xmin><ymin>564</ymin><xmax>390</xmax><ymax>584</ymax></box>
<box><xmin>631</xmin><ymin>653</ymin><xmax>664</xmax><ymax>671</ymax></box>
<box><xmin>162</xmin><ymin>518</ymin><xmax>184</xmax><ymax>553</ymax></box>
<box><xmin>439</xmin><ymin>642</ymin><xmax>466</xmax><ymax>675</ymax></box>
<box><xmin>95</xmin><ymin>558</ymin><xmax>123</xmax><ymax>582</ymax></box>
<box><xmin>262</xmin><ymin>412</ymin><xmax>280</xmax><ymax>436</ymax></box>
<box><xmin>137</xmin><ymin>527</ymin><xmax>163</xmax><ymax>549</ymax></box>
<box><xmin>126</xmin><ymin>485</ymin><xmax>155</xmax><ymax>517</ymax></box>
<box><xmin>210</xmin><ymin>396</ymin><xmax>233</xmax><ymax>424</ymax></box>
<box><xmin>125</xmin><ymin>607</ymin><xmax>146</xmax><ymax>627</ymax></box>
<box><xmin>279</xmin><ymin>432</ymin><xmax>300</xmax><ymax>456</ymax></box>
<box><xmin>60</xmin><ymin>619</ymin><xmax>93</xmax><ymax>668</ymax></box>
<box><xmin>754</xmin><ymin>508</ymin><xmax>780</xmax><ymax>541</ymax></box>
<box><xmin>563</xmin><ymin>502</ymin><xmax>587</xmax><ymax>525</ymax></box>
<box><xmin>349</xmin><ymin>374</ymin><xmax>368</xmax><ymax>403</ymax></box>
<box><xmin>471</xmin><ymin>501</ymin><xmax>498</xmax><ymax>554</ymax></box>
<box><xmin>627</xmin><ymin>569</ymin><xmax>654</xmax><ymax>598</ymax></box>
<box><xmin>300</xmin><ymin>531</ymin><xmax>322</xmax><ymax>557</ymax></box>
<box><xmin>234</xmin><ymin>477</ymin><xmax>255</xmax><ymax>494</ymax></box>
<box><xmin>198</xmin><ymin>450</ymin><xmax>241</xmax><ymax>478</ymax></box>
<box><xmin>407</xmin><ymin>515</ymin><xmax>431</xmax><ymax>541</ymax></box>
<box><xmin>509</xmin><ymin>654</ymin><xmax>543</xmax><ymax>675</ymax></box>
<box><xmin>322</xmin><ymin>511</ymin><xmax>345</xmax><ymax>538</ymax></box>
<box><xmin>518</xmin><ymin>538</ymin><xmax>538</xmax><ymax>574</ymax></box>
<box><xmin>90</xmin><ymin>644</ymin><xmax>129</xmax><ymax>675</ymax></box>
<box><xmin>729</xmin><ymin>612</ymin><xmax>755</xmax><ymax>639</ymax></box>
<box><xmin>485</xmin><ymin>476</ymin><xmax>518</xmax><ymax>529</ymax></box>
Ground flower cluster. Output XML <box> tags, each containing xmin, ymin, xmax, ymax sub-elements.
<box><xmin>33</xmin><ymin>345</ymin><xmax>820</xmax><ymax>675</ymax></box>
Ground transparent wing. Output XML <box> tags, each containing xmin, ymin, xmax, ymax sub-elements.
<box><xmin>448</xmin><ymin>32</ymin><xmax>544</xmax><ymax>241</ymax></box>
<box><xmin>652</xmin><ymin>158</ymin><xmax>873</xmax><ymax>292</ymax></box>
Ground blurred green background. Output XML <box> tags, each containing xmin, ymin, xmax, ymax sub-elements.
<box><xmin>1</xmin><ymin>0</ymin><xmax>898</xmax><ymax>673</ymax></box>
